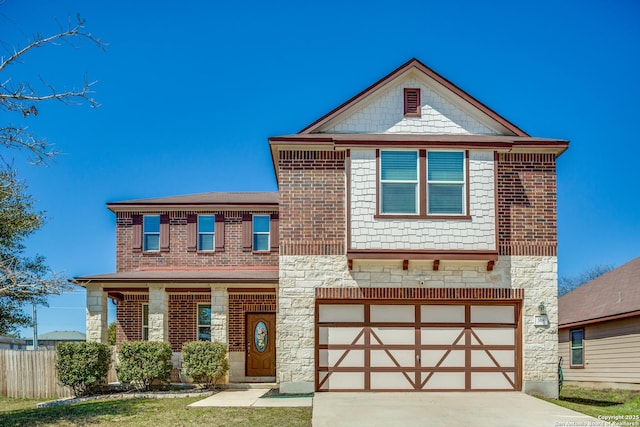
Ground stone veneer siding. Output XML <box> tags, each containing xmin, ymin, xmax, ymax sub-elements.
<box><xmin>350</xmin><ymin>149</ymin><xmax>496</xmax><ymax>250</ymax></box>
<box><xmin>278</xmin><ymin>255</ymin><xmax>558</xmax><ymax>397</ymax></box>
<box><xmin>115</xmin><ymin>211</ymin><xmax>278</xmax><ymax>272</ymax></box>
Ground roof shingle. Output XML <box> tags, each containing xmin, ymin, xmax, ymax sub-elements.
<box><xmin>558</xmin><ymin>256</ymin><xmax>640</xmax><ymax>327</ymax></box>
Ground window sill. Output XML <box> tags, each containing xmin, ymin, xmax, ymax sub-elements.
<box><xmin>569</xmin><ymin>365</ymin><xmax>585</xmax><ymax>369</ymax></box>
<box><xmin>142</xmin><ymin>250</ymin><xmax>161</xmax><ymax>255</ymax></box>
<box><xmin>374</xmin><ymin>214</ymin><xmax>472</xmax><ymax>221</ymax></box>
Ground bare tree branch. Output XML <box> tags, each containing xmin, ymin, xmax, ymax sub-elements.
<box><xmin>0</xmin><ymin>257</ymin><xmax>71</xmax><ymax>298</ymax></box>
<box><xmin>0</xmin><ymin>14</ymin><xmax>105</xmax><ymax>73</ymax></box>
<box><xmin>0</xmin><ymin>14</ymin><xmax>105</xmax><ymax>164</ymax></box>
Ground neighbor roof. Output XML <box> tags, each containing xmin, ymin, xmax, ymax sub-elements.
<box><xmin>34</xmin><ymin>331</ymin><xmax>86</xmax><ymax>341</ymax></box>
<box><xmin>559</xmin><ymin>256</ymin><xmax>640</xmax><ymax>328</ymax></box>
<box><xmin>107</xmin><ymin>192</ymin><xmax>278</xmax><ymax>212</ymax></box>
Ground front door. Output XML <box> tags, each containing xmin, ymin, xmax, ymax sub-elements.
<box><xmin>246</xmin><ymin>313</ymin><xmax>276</xmax><ymax>377</ymax></box>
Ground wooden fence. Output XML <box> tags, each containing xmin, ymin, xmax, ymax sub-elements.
<box><xmin>0</xmin><ymin>349</ymin><xmax>118</xmax><ymax>399</ymax></box>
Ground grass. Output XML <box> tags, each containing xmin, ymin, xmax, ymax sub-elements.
<box><xmin>546</xmin><ymin>385</ymin><xmax>640</xmax><ymax>424</ymax></box>
<box><xmin>0</xmin><ymin>396</ymin><xmax>312</xmax><ymax>427</ymax></box>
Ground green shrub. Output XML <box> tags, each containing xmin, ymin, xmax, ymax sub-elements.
<box><xmin>117</xmin><ymin>341</ymin><xmax>173</xmax><ymax>391</ymax></box>
<box><xmin>181</xmin><ymin>341</ymin><xmax>229</xmax><ymax>388</ymax></box>
<box><xmin>56</xmin><ymin>342</ymin><xmax>112</xmax><ymax>397</ymax></box>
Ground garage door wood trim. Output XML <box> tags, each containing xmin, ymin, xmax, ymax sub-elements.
<box><xmin>316</xmin><ymin>299</ymin><xmax>522</xmax><ymax>392</ymax></box>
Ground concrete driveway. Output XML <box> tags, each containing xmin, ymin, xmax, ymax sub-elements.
<box><xmin>312</xmin><ymin>392</ymin><xmax>608</xmax><ymax>427</ymax></box>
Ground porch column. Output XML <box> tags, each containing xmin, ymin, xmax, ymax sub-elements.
<box><xmin>86</xmin><ymin>284</ymin><xmax>107</xmax><ymax>343</ymax></box>
<box><xmin>148</xmin><ymin>284</ymin><xmax>168</xmax><ymax>342</ymax></box>
<box><xmin>211</xmin><ymin>286</ymin><xmax>227</xmax><ymax>343</ymax></box>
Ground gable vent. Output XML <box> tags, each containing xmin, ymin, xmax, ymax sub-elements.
<box><xmin>404</xmin><ymin>88</ymin><xmax>421</xmax><ymax>117</ymax></box>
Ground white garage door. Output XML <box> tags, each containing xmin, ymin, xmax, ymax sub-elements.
<box><xmin>316</xmin><ymin>302</ymin><xmax>519</xmax><ymax>391</ymax></box>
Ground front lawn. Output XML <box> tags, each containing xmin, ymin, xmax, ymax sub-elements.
<box><xmin>0</xmin><ymin>396</ymin><xmax>312</xmax><ymax>427</ymax></box>
<box><xmin>547</xmin><ymin>385</ymin><xmax>640</xmax><ymax>424</ymax></box>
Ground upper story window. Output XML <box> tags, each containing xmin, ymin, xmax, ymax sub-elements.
<box><xmin>570</xmin><ymin>329</ymin><xmax>584</xmax><ymax>367</ymax></box>
<box><xmin>253</xmin><ymin>215</ymin><xmax>271</xmax><ymax>251</ymax></box>
<box><xmin>143</xmin><ymin>215</ymin><xmax>160</xmax><ymax>251</ymax></box>
<box><xmin>197</xmin><ymin>304</ymin><xmax>212</xmax><ymax>341</ymax></box>
<box><xmin>404</xmin><ymin>88</ymin><xmax>421</xmax><ymax>117</ymax></box>
<box><xmin>427</xmin><ymin>151</ymin><xmax>465</xmax><ymax>215</ymax></box>
<box><xmin>380</xmin><ymin>150</ymin><xmax>419</xmax><ymax>214</ymax></box>
<box><xmin>197</xmin><ymin>215</ymin><xmax>215</xmax><ymax>251</ymax></box>
<box><xmin>377</xmin><ymin>150</ymin><xmax>468</xmax><ymax>218</ymax></box>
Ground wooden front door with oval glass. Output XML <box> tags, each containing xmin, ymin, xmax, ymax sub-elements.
<box><xmin>246</xmin><ymin>313</ymin><xmax>276</xmax><ymax>377</ymax></box>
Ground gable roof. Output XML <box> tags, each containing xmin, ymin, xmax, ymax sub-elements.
<box><xmin>299</xmin><ymin>58</ymin><xmax>528</xmax><ymax>136</ymax></box>
<box><xmin>107</xmin><ymin>192</ymin><xmax>278</xmax><ymax>212</ymax></box>
<box><xmin>559</xmin><ymin>256</ymin><xmax>640</xmax><ymax>328</ymax></box>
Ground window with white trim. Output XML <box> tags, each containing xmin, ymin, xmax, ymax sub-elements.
<box><xmin>197</xmin><ymin>304</ymin><xmax>212</xmax><ymax>341</ymax></box>
<box><xmin>142</xmin><ymin>303</ymin><xmax>149</xmax><ymax>340</ymax></box>
<box><xmin>197</xmin><ymin>215</ymin><xmax>215</xmax><ymax>251</ymax></box>
<box><xmin>252</xmin><ymin>215</ymin><xmax>270</xmax><ymax>251</ymax></box>
<box><xmin>427</xmin><ymin>151</ymin><xmax>465</xmax><ymax>215</ymax></box>
<box><xmin>380</xmin><ymin>150</ymin><xmax>419</xmax><ymax>214</ymax></box>
<box><xmin>143</xmin><ymin>215</ymin><xmax>160</xmax><ymax>251</ymax></box>
<box><xmin>570</xmin><ymin>329</ymin><xmax>584</xmax><ymax>366</ymax></box>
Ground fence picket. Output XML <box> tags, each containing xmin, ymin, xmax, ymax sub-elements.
<box><xmin>0</xmin><ymin>350</ymin><xmax>72</xmax><ymax>398</ymax></box>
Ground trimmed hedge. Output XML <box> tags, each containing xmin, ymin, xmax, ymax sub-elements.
<box><xmin>56</xmin><ymin>342</ymin><xmax>111</xmax><ymax>397</ymax></box>
<box><xmin>181</xmin><ymin>341</ymin><xmax>229</xmax><ymax>388</ymax></box>
<box><xmin>117</xmin><ymin>341</ymin><xmax>172</xmax><ymax>391</ymax></box>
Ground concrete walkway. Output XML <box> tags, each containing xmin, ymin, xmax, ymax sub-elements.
<box><xmin>312</xmin><ymin>392</ymin><xmax>611</xmax><ymax>427</ymax></box>
<box><xmin>189</xmin><ymin>388</ymin><xmax>312</xmax><ymax>408</ymax></box>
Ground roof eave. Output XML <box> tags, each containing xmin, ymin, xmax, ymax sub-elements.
<box><xmin>559</xmin><ymin>309</ymin><xmax>640</xmax><ymax>329</ymax></box>
<box><xmin>268</xmin><ymin>134</ymin><xmax>569</xmax><ymax>155</ymax></box>
<box><xmin>107</xmin><ymin>202</ymin><xmax>279</xmax><ymax>213</ymax></box>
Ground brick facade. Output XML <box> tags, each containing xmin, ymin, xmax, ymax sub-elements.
<box><xmin>497</xmin><ymin>153</ymin><xmax>558</xmax><ymax>256</ymax></box>
<box><xmin>116</xmin><ymin>211</ymin><xmax>278</xmax><ymax>272</ymax></box>
<box><xmin>228</xmin><ymin>291</ymin><xmax>276</xmax><ymax>352</ymax></box>
<box><xmin>278</xmin><ymin>150</ymin><xmax>345</xmax><ymax>256</ymax></box>
<box><xmin>116</xmin><ymin>294</ymin><xmax>148</xmax><ymax>344</ymax></box>
<box><xmin>168</xmin><ymin>293</ymin><xmax>211</xmax><ymax>352</ymax></box>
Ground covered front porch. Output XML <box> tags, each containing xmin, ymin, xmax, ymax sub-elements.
<box><xmin>77</xmin><ymin>268</ymin><xmax>278</xmax><ymax>384</ymax></box>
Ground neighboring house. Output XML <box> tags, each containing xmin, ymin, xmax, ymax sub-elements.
<box><xmin>78</xmin><ymin>58</ymin><xmax>568</xmax><ymax>398</ymax></box>
<box><xmin>27</xmin><ymin>331</ymin><xmax>86</xmax><ymax>350</ymax></box>
<box><xmin>559</xmin><ymin>257</ymin><xmax>640</xmax><ymax>390</ymax></box>
<box><xmin>0</xmin><ymin>336</ymin><xmax>27</xmax><ymax>350</ymax></box>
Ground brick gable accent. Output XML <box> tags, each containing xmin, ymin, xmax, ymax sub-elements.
<box><xmin>115</xmin><ymin>211</ymin><xmax>278</xmax><ymax>272</ymax></box>
<box><xmin>278</xmin><ymin>150</ymin><xmax>346</xmax><ymax>256</ymax></box>
<box><xmin>497</xmin><ymin>153</ymin><xmax>557</xmax><ymax>256</ymax></box>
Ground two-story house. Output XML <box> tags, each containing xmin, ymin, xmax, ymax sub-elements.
<box><xmin>79</xmin><ymin>193</ymin><xmax>280</xmax><ymax>382</ymax></box>
<box><xmin>78</xmin><ymin>58</ymin><xmax>567</xmax><ymax>398</ymax></box>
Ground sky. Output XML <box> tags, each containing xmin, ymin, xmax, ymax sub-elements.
<box><xmin>1</xmin><ymin>0</ymin><xmax>639</xmax><ymax>338</ymax></box>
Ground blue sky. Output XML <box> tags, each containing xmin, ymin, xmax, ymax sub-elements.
<box><xmin>2</xmin><ymin>0</ymin><xmax>639</xmax><ymax>338</ymax></box>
